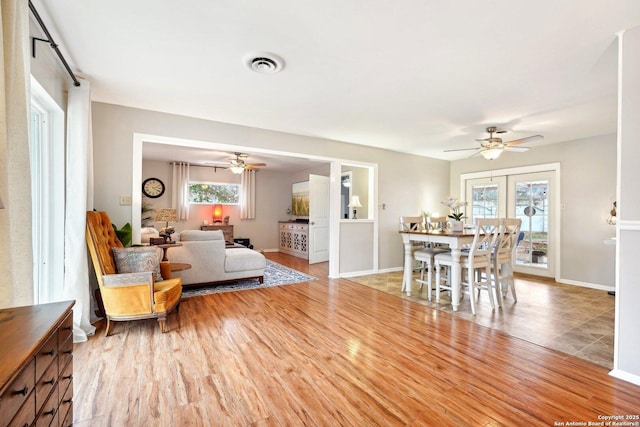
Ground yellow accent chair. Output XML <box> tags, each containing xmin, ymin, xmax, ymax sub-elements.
<box><xmin>86</xmin><ymin>211</ymin><xmax>182</xmax><ymax>336</ymax></box>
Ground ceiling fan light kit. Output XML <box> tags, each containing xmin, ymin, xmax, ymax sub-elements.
<box><xmin>445</xmin><ymin>126</ymin><xmax>543</xmax><ymax>160</ymax></box>
<box><xmin>480</xmin><ymin>148</ymin><xmax>503</xmax><ymax>160</ymax></box>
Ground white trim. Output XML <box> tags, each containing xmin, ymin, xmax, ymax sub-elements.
<box><xmin>618</xmin><ymin>220</ymin><xmax>640</xmax><ymax>231</ymax></box>
<box><xmin>378</xmin><ymin>266</ymin><xmax>404</xmax><ymax>274</ymax></box>
<box><xmin>30</xmin><ymin>76</ymin><xmax>65</xmax><ymax>304</ymax></box>
<box><xmin>340</xmin><ymin>269</ymin><xmax>376</xmax><ymax>278</ymax></box>
<box><xmin>556</xmin><ymin>278</ymin><xmax>614</xmax><ymax>292</ymax></box>
<box><xmin>609</xmin><ymin>369</ymin><xmax>640</xmax><ymax>387</ymax></box>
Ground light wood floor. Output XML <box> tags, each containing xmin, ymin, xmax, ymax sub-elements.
<box><xmin>73</xmin><ymin>253</ymin><xmax>639</xmax><ymax>426</ymax></box>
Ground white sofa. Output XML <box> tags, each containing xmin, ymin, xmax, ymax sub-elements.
<box><xmin>167</xmin><ymin>230</ymin><xmax>266</xmax><ymax>286</ymax></box>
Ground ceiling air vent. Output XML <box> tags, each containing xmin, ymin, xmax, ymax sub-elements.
<box><xmin>243</xmin><ymin>52</ymin><xmax>285</xmax><ymax>73</ymax></box>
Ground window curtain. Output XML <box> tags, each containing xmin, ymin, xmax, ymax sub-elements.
<box><xmin>63</xmin><ymin>78</ymin><xmax>96</xmax><ymax>342</ymax></box>
<box><xmin>0</xmin><ymin>0</ymin><xmax>33</xmax><ymax>308</ymax></box>
<box><xmin>172</xmin><ymin>162</ymin><xmax>190</xmax><ymax>220</ymax></box>
<box><xmin>240</xmin><ymin>169</ymin><xmax>256</xmax><ymax>220</ymax></box>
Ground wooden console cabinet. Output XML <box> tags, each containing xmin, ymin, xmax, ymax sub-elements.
<box><xmin>0</xmin><ymin>301</ymin><xmax>75</xmax><ymax>427</ymax></box>
<box><xmin>200</xmin><ymin>224</ymin><xmax>234</xmax><ymax>242</ymax></box>
<box><xmin>279</xmin><ymin>221</ymin><xmax>309</xmax><ymax>259</ymax></box>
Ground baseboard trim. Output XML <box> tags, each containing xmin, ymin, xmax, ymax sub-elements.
<box><xmin>557</xmin><ymin>278</ymin><xmax>614</xmax><ymax>292</ymax></box>
<box><xmin>340</xmin><ymin>269</ymin><xmax>375</xmax><ymax>278</ymax></box>
<box><xmin>609</xmin><ymin>368</ymin><xmax>640</xmax><ymax>386</ymax></box>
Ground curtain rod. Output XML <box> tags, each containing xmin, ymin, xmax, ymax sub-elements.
<box><xmin>28</xmin><ymin>0</ymin><xmax>81</xmax><ymax>87</ymax></box>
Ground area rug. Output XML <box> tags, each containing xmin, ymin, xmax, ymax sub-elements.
<box><xmin>181</xmin><ymin>260</ymin><xmax>317</xmax><ymax>298</ymax></box>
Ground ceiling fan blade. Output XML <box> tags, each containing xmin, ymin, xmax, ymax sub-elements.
<box><xmin>246</xmin><ymin>163</ymin><xmax>267</xmax><ymax>167</ymax></box>
<box><xmin>504</xmin><ymin>146</ymin><xmax>529</xmax><ymax>152</ymax></box>
<box><xmin>444</xmin><ymin>147</ymin><xmax>481</xmax><ymax>152</ymax></box>
<box><xmin>505</xmin><ymin>135</ymin><xmax>543</xmax><ymax>146</ymax></box>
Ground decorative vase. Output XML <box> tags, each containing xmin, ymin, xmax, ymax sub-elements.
<box><xmin>450</xmin><ymin>220</ymin><xmax>464</xmax><ymax>232</ymax></box>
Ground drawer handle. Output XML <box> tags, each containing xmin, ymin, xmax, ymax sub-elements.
<box><xmin>44</xmin><ymin>408</ymin><xmax>56</xmax><ymax>417</ymax></box>
<box><xmin>63</xmin><ymin>398</ymin><xmax>73</xmax><ymax>404</ymax></box>
<box><xmin>44</xmin><ymin>378</ymin><xmax>55</xmax><ymax>385</ymax></box>
<box><xmin>13</xmin><ymin>385</ymin><xmax>28</xmax><ymax>396</ymax></box>
<box><xmin>63</xmin><ymin>374</ymin><xmax>73</xmax><ymax>380</ymax></box>
<box><xmin>64</xmin><ymin>349</ymin><xmax>72</xmax><ymax>354</ymax></box>
<box><xmin>64</xmin><ymin>326</ymin><xmax>72</xmax><ymax>331</ymax></box>
<box><xmin>43</xmin><ymin>349</ymin><xmax>55</xmax><ymax>356</ymax></box>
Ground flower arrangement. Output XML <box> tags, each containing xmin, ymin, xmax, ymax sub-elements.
<box><xmin>441</xmin><ymin>196</ymin><xmax>468</xmax><ymax>221</ymax></box>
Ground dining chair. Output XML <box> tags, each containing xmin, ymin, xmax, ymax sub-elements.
<box><xmin>492</xmin><ymin>218</ymin><xmax>523</xmax><ymax>305</ymax></box>
<box><xmin>434</xmin><ymin>218</ymin><xmax>502</xmax><ymax>314</ymax></box>
<box><xmin>414</xmin><ymin>216</ymin><xmax>451</xmax><ymax>300</ymax></box>
<box><xmin>400</xmin><ymin>216</ymin><xmax>427</xmax><ymax>269</ymax></box>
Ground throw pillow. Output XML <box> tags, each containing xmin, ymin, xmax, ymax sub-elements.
<box><xmin>112</xmin><ymin>247</ymin><xmax>163</xmax><ymax>281</ymax></box>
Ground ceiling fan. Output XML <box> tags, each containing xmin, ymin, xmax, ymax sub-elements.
<box><xmin>223</xmin><ymin>152</ymin><xmax>267</xmax><ymax>174</ymax></box>
<box><xmin>445</xmin><ymin>127</ymin><xmax>543</xmax><ymax>160</ymax></box>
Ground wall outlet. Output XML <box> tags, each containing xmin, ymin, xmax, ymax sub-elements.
<box><xmin>119</xmin><ymin>195</ymin><xmax>132</xmax><ymax>206</ymax></box>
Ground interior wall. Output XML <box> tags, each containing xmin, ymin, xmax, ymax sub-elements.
<box><xmin>450</xmin><ymin>134</ymin><xmax>617</xmax><ymax>288</ymax></box>
<box><xmin>142</xmin><ymin>159</ymin><xmax>292</xmax><ymax>251</ymax></box>
<box><xmin>91</xmin><ymin>102</ymin><xmax>450</xmax><ymax>270</ymax></box>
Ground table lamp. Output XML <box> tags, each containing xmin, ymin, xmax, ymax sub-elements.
<box><xmin>348</xmin><ymin>195</ymin><xmax>363</xmax><ymax>219</ymax></box>
<box><xmin>156</xmin><ymin>208</ymin><xmax>177</xmax><ymax>242</ymax></box>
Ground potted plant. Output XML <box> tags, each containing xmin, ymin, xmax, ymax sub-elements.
<box><xmin>441</xmin><ymin>197</ymin><xmax>467</xmax><ymax>231</ymax></box>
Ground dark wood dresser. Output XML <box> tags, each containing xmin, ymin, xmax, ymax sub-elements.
<box><xmin>0</xmin><ymin>300</ymin><xmax>75</xmax><ymax>427</ymax></box>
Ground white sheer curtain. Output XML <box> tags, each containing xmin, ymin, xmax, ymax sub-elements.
<box><xmin>63</xmin><ymin>78</ymin><xmax>96</xmax><ymax>342</ymax></box>
<box><xmin>240</xmin><ymin>169</ymin><xmax>256</xmax><ymax>220</ymax></box>
<box><xmin>0</xmin><ymin>0</ymin><xmax>33</xmax><ymax>308</ymax></box>
<box><xmin>172</xmin><ymin>162</ymin><xmax>190</xmax><ymax>220</ymax></box>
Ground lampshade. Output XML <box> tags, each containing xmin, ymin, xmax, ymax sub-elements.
<box><xmin>213</xmin><ymin>204</ymin><xmax>223</xmax><ymax>221</ymax></box>
<box><xmin>348</xmin><ymin>195</ymin><xmax>363</xmax><ymax>208</ymax></box>
<box><xmin>155</xmin><ymin>208</ymin><xmax>177</xmax><ymax>223</ymax></box>
<box><xmin>481</xmin><ymin>148</ymin><xmax>503</xmax><ymax>160</ymax></box>
<box><xmin>229</xmin><ymin>166</ymin><xmax>244</xmax><ymax>174</ymax></box>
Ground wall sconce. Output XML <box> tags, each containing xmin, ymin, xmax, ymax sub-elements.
<box><xmin>607</xmin><ymin>201</ymin><xmax>617</xmax><ymax>225</ymax></box>
<box><xmin>213</xmin><ymin>204</ymin><xmax>223</xmax><ymax>223</ymax></box>
<box><xmin>348</xmin><ymin>195</ymin><xmax>363</xmax><ymax>219</ymax></box>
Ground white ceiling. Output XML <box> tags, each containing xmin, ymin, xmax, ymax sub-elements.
<box><xmin>34</xmin><ymin>0</ymin><xmax>640</xmax><ymax>166</ymax></box>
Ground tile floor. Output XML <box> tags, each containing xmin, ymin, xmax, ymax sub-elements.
<box><xmin>350</xmin><ymin>270</ymin><xmax>615</xmax><ymax>369</ymax></box>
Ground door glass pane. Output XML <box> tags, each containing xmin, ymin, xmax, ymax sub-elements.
<box><xmin>470</xmin><ymin>183</ymin><xmax>499</xmax><ymax>222</ymax></box>
<box><xmin>515</xmin><ymin>179</ymin><xmax>549</xmax><ymax>268</ymax></box>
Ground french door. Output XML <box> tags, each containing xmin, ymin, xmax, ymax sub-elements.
<box><xmin>465</xmin><ymin>170</ymin><xmax>556</xmax><ymax>278</ymax></box>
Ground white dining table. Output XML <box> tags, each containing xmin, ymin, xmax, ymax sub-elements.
<box><xmin>400</xmin><ymin>229</ymin><xmax>477</xmax><ymax>311</ymax></box>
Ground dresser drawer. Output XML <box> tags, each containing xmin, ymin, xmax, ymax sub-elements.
<box><xmin>58</xmin><ymin>359</ymin><xmax>73</xmax><ymax>404</ymax></box>
<box><xmin>35</xmin><ymin>382</ymin><xmax>58</xmax><ymax>427</ymax></box>
<box><xmin>58</xmin><ymin>312</ymin><xmax>73</xmax><ymax>348</ymax></box>
<box><xmin>35</xmin><ymin>333</ymin><xmax>57</xmax><ymax>382</ymax></box>
<box><xmin>59</xmin><ymin>374</ymin><xmax>73</xmax><ymax>426</ymax></box>
<box><xmin>60</xmin><ymin>402</ymin><xmax>73</xmax><ymax>427</ymax></box>
<box><xmin>59</xmin><ymin>334</ymin><xmax>73</xmax><ymax>372</ymax></box>
<box><xmin>7</xmin><ymin>390</ymin><xmax>35</xmax><ymax>427</ymax></box>
<box><xmin>36</xmin><ymin>356</ymin><xmax>58</xmax><ymax>410</ymax></box>
<box><xmin>0</xmin><ymin>359</ymin><xmax>35</xmax><ymax>424</ymax></box>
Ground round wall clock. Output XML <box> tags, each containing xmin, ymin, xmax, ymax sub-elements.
<box><xmin>142</xmin><ymin>177</ymin><xmax>165</xmax><ymax>198</ymax></box>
